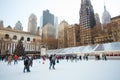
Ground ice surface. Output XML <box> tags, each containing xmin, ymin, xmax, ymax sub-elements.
<box><xmin>0</xmin><ymin>59</ymin><xmax>120</xmax><ymax>80</ymax></box>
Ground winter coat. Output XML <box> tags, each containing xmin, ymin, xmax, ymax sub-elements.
<box><xmin>24</xmin><ymin>58</ymin><xmax>30</xmax><ymax>66</ymax></box>
<box><xmin>8</xmin><ymin>56</ymin><xmax>12</xmax><ymax>62</ymax></box>
<box><xmin>13</xmin><ymin>55</ymin><xmax>18</xmax><ymax>60</ymax></box>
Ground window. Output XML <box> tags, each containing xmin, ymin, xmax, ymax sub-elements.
<box><xmin>5</xmin><ymin>34</ymin><xmax>9</xmax><ymax>39</ymax></box>
<box><xmin>27</xmin><ymin>37</ymin><xmax>30</xmax><ymax>41</ymax></box>
<box><xmin>21</xmin><ymin>37</ymin><xmax>24</xmax><ymax>40</ymax></box>
<box><xmin>33</xmin><ymin>38</ymin><xmax>36</xmax><ymax>42</ymax></box>
<box><xmin>13</xmin><ymin>35</ymin><xmax>17</xmax><ymax>40</ymax></box>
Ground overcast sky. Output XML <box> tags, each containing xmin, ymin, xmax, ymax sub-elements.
<box><xmin>0</xmin><ymin>0</ymin><xmax>120</xmax><ymax>31</ymax></box>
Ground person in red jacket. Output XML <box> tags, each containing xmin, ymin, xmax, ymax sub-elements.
<box><xmin>13</xmin><ymin>55</ymin><xmax>18</xmax><ymax>64</ymax></box>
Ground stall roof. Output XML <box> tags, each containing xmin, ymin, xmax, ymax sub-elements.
<box><xmin>47</xmin><ymin>42</ymin><xmax>120</xmax><ymax>55</ymax></box>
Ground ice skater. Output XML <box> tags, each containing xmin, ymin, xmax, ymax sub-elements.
<box><xmin>8</xmin><ymin>55</ymin><xmax>12</xmax><ymax>65</ymax></box>
<box><xmin>49</xmin><ymin>54</ymin><xmax>56</xmax><ymax>70</ymax></box>
<box><xmin>13</xmin><ymin>55</ymin><xmax>18</xmax><ymax>64</ymax></box>
<box><xmin>23</xmin><ymin>56</ymin><xmax>31</xmax><ymax>72</ymax></box>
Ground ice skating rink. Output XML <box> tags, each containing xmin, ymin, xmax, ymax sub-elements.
<box><xmin>0</xmin><ymin>59</ymin><xmax>120</xmax><ymax>80</ymax></box>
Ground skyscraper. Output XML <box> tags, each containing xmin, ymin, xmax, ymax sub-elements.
<box><xmin>40</xmin><ymin>9</ymin><xmax>58</xmax><ymax>38</ymax></box>
<box><xmin>42</xmin><ymin>23</ymin><xmax>56</xmax><ymax>39</ymax></box>
<box><xmin>95</xmin><ymin>13</ymin><xmax>101</xmax><ymax>25</ymax></box>
<box><xmin>80</xmin><ymin>0</ymin><xmax>96</xmax><ymax>28</ymax></box>
<box><xmin>54</xmin><ymin>16</ymin><xmax>58</xmax><ymax>38</ymax></box>
<box><xmin>102</xmin><ymin>5</ymin><xmax>111</xmax><ymax>24</ymax></box>
<box><xmin>58</xmin><ymin>20</ymin><xmax>69</xmax><ymax>48</ymax></box>
<box><xmin>0</xmin><ymin>20</ymin><xmax>4</xmax><ymax>27</ymax></box>
<box><xmin>28</xmin><ymin>14</ymin><xmax>37</xmax><ymax>34</ymax></box>
<box><xmin>42</xmin><ymin>10</ymin><xmax>54</xmax><ymax>27</ymax></box>
<box><xmin>14</xmin><ymin>21</ymin><xmax>23</xmax><ymax>31</ymax></box>
<box><xmin>79</xmin><ymin>0</ymin><xmax>96</xmax><ymax>45</ymax></box>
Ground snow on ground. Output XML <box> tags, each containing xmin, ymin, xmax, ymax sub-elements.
<box><xmin>0</xmin><ymin>59</ymin><xmax>120</xmax><ymax>80</ymax></box>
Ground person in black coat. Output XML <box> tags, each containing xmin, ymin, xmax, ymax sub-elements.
<box><xmin>23</xmin><ymin>56</ymin><xmax>31</xmax><ymax>72</ymax></box>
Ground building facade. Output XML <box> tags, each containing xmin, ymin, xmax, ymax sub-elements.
<box><xmin>42</xmin><ymin>23</ymin><xmax>57</xmax><ymax>49</ymax></box>
<box><xmin>65</xmin><ymin>24</ymin><xmax>80</xmax><ymax>47</ymax></box>
<box><xmin>0</xmin><ymin>27</ymin><xmax>42</xmax><ymax>55</ymax></box>
<box><xmin>42</xmin><ymin>23</ymin><xmax>56</xmax><ymax>40</ymax></box>
<box><xmin>111</xmin><ymin>15</ymin><xmax>120</xmax><ymax>23</ymax></box>
<box><xmin>58</xmin><ymin>20</ymin><xmax>69</xmax><ymax>48</ymax></box>
<box><xmin>42</xmin><ymin>38</ymin><xmax>58</xmax><ymax>50</ymax></box>
<box><xmin>60</xmin><ymin>15</ymin><xmax>120</xmax><ymax>48</ymax></box>
<box><xmin>93</xmin><ymin>21</ymin><xmax>120</xmax><ymax>44</ymax></box>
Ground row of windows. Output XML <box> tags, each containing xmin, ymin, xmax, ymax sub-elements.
<box><xmin>4</xmin><ymin>34</ymin><xmax>36</xmax><ymax>42</ymax></box>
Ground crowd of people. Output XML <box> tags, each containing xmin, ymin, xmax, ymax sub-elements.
<box><xmin>0</xmin><ymin>54</ymin><xmax>19</xmax><ymax>65</ymax></box>
<box><xmin>0</xmin><ymin>52</ymin><xmax>117</xmax><ymax>73</ymax></box>
<box><xmin>0</xmin><ymin>54</ymin><xmax>59</xmax><ymax>72</ymax></box>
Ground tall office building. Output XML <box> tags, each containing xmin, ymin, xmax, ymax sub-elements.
<box><xmin>40</xmin><ymin>9</ymin><xmax>58</xmax><ymax>38</ymax></box>
<box><xmin>0</xmin><ymin>20</ymin><xmax>4</xmax><ymax>27</ymax></box>
<box><xmin>79</xmin><ymin>0</ymin><xmax>96</xmax><ymax>28</ymax></box>
<box><xmin>14</xmin><ymin>21</ymin><xmax>23</xmax><ymax>31</ymax></box>
<box><xmin>58</xmin><ymin>20</ymin><xmax>69</xmax><ymax>48</ymax></box>
<box><xmin>42</xmin><ymin>10</ymin><xmax>54</xmax><ymax>27</ymax></box>
<box><xmin>95</xmin><ymin>13</ymin><xmax>101</xmax><ymax>24</ymax></box>
<box><xmin>36</xmin><ymin>26</ymin><xmax>42</xmax><ymax>36</ymax></box>
<box><xmin>102</xmin><ymin>5</ymin><xmax>111</xmax><ymax>24</ymax></box>
<box><xmin>28</xmin><ymin>14</ymin><xmax>37</xmax><ymax>34</ymax></box>
<box><xmin>40</xmin><ymin>16</ymin><xmax>43</xmax><ymax>28</ymax></box>
<box><xmin>54</xmin><ymin>16</ymin><xmax>58</xmax><ymax>38</ymax></box>
<box><xmin>79</xmin><ymin>0</ymin><xmax>96</xmax><ymax>45</ymax></box>
<box><xmin>42</xmin><ymin>23</ymin><xmax>56</xmax><ymax>39</ymax></box>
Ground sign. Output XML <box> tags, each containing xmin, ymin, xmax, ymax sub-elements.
<box><xmin>41</xmin><ymin>48</ymin><xmax>46</xmax><ymax>56</ymax></box>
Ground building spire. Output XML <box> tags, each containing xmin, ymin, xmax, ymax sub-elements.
<box><xmin>102</xmin><ymin>0</ymin><xmax>111</xmax><ymax>24</ymax></box>
<box><xmin>104</xmin><ymin>0</ymin><xmax>106</xmax><ymax>11</ymax></box>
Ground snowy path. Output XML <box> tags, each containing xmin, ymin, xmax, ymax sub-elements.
<box><xmin>0</xmin><ymin>59</ymin><xmax>120</xmax><ymax>80</ymax></box>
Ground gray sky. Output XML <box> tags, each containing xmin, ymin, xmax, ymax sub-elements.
<box><xmin>0</xmin><ymin>0</ymin><xmax>120</xmax><ymax>31</ymax></box>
